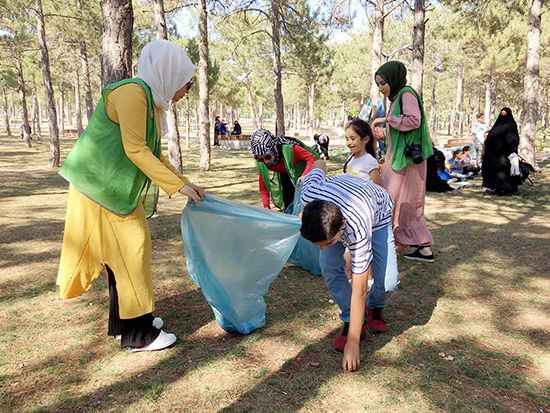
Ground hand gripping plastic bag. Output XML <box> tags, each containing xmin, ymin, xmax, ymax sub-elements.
<box><xmin>287</xmin><ymin>184</ymin><xmax>322</xmax><ymax>275</ymax></box>
<box><xmin>181</xmin><ymin>195</ymin><xmax>302</xmax><ymax>334</ymax></box>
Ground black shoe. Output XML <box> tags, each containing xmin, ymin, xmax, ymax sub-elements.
<box><xmin>404</xmin><ymin>247</ymin><xmax>434</xmax><ymax>263</ymax></box>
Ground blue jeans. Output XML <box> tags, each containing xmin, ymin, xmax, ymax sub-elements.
<box><xmin>318</xmin><ymin>223</ymin><xmax>399</xmax><ymax>322</ymax></box>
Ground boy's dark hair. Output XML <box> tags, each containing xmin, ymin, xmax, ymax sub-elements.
<box><xmin>300</xmin><ymin>200</ymin><xmax>343</xmax><ymax>243</ymax></box>
<box><xmin>345</xmin><ymin>118</ymin><xmax>376</xmax><ymax>158</ymax></box>
<box><xmin>476</xmin><ymin>112</ymin><xmax>483</xmax><ymax>120</ymax></box>
<box><xmin>462</xmin><ymin>145</ymin><xmax>471</xmax><ymax>152</ymax></box>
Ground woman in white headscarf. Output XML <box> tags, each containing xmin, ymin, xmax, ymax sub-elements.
<box><xmin>57</xmin><ymin>40</ymin><xmax>204</xmax><ymax>352</ymax></box>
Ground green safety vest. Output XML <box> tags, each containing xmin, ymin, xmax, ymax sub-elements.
<box><xmin>59</xmin><ymin>78</ymin><xmax>159</xmax><ymax>217</ymax></box>
<box><xmin>256</xmin><ymin>140</ymin><xmax>319</xmax><ymax>210</ymax></box>
<box><xmin>389</xmin><ymin>86</ymin><xmax>433</xmax><ymax>171</ymax></box>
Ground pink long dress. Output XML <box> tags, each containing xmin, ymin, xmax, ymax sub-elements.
<box><xmin>381</xmin><ymin>91</ymin><xmax>434</xmax><ymax>248</ymax></box>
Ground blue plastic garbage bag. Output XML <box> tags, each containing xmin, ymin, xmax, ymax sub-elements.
<box><xmin>181</xmin><ymin>195</ymin><xmax>301</xmax><ymax>334</ymax></box>
<box><xmin>288</xmin><ymin>184</ymin><xmax>322</xmax><ymax>275</ymax></box>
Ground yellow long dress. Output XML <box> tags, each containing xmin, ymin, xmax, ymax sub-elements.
<box><xmin>57</xmin><ymin>83</ymin><xmax>190</xmax><ymax>319</ymax></box>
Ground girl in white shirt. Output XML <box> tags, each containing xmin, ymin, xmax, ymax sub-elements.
<box><xmin>343</xmin><ymin>118</ymin><xmax>383</xmax><ymax>186</ymax></box>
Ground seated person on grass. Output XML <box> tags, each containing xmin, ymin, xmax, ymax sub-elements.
<box><xmin>300</xmin><ymin>160</ymin><xmax>399</xmax><ymax>372</ymax></box>
<box><xmin>460</xmin><ymin>145</ymin><xmax>480</xmax><ymax>175</ymax></box>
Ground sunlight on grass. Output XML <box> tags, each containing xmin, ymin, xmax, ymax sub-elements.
<box><xmin>1</xmin><ymin>134</ymin><xmax>549</xmax><ymax>412</ymax></box>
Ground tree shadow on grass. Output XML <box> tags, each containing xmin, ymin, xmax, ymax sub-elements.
<box><xmin>221</xmin><ymin>263</ymin><xmax>444</xmax><ymax>412</ymax></box>
<box><xmin>219</xmin><ymin>176</ymin><xmax>549</xmax><ymax>412</ymax></box>
<box><xmin>383</xmin><ymin>337</ymin><xmax>549</xmax><ymax>412</ymax></box>
<box><xmin>2</xmin><ymin>286</ymin><xmax>218</xmax><ymax>413</ymax></box>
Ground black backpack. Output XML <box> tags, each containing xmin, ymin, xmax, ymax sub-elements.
<box><xmin>515</xmin><ymin>155</ymin><xmax>535</xmax><ymax>186</ymax></box>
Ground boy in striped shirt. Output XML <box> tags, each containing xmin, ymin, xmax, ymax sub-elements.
<box><xmin>300</xmin><ymin>160</ymin><xmax>399</xmax><ymax>372</ymax></box>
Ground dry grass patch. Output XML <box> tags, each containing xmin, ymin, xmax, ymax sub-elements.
<box><xmin>1</xmin><ymin>134</ymin><xmax>549</xmax><ymax>412</ymax></box>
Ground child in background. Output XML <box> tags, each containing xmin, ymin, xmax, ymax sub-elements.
<box><xmin>342</xmin><ymin>118</ymin><xmax>383</xmax><ymax>186</ymax></box>
<box><xmin>461</xmin><ymin>145</ymin><xmax>481</xmax><ymax>175</ymax></box>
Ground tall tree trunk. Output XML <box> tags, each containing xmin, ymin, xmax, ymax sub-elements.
<box><xmin>451</xmin><ymin>65</ymin><xmax>465</xmax><ymax>137</ymax></box>
<box><xmin>16</xmin><ymin>59</ymin><xmax>32</xmax><ymax>148</ymax></box>
<box><xmin>101</xmin><ymin>0</ymin><xmax>133</xmax><ymax>87</ymax></box>
<box><xmin>74</xmin><ymin>68</ymin><xmax>83</xmax><ymax>135</ymax></box>
<box><xmin>411</xmin><ymin>0</ymin><xmax>425</xmax><ymax>95</ymax></box>
<box><xmin>186</xmin><ymin>95</ymin><xmax>191</xmax><ymax>148</ymax></box>
<box><xmin>484</xmin><ymin>74</ymin><xmax>496</xmax><ymax>127</ymax></box>
<box><xmin>197</xmin><ymin>0</ymin><xmax>211</xmax><ymax>171</ymax></box>
<box><xmin>153</xmin><ymin>0</ymin><xmax>184</xmax><ymax>172</ymax></box>
<box><xmin>339</xmin><ymin>100</ymin><xmax>346</xmax><ymax>127</ymax></box>
<box><xmin>2</xmin><ymin>89</ymin><xmax>12</xmax><ymax>136</ymax></box>
<box><xmin>429</xmin><ymin>72</ymin><xmax>437</xmax><ymax>137</ymax></box>
<box><xmin>31</xmin><ymin>89</ymin><xmax>37</xmax><ymax>135</ymax></box>
<box><xmin>59</xmin><ymin>82</ymin><xmax>65</xmax><ymax>136</ymax></box>
<box><xmin>36</xmin><ymin>0</ymin><xmax>60</xmax><ymax>166</ymax></box>
<box><xmin>307</xmin><ymin>83</ymin><xmax>315</xmax><ymax>137</ymax></box>
<box><xmin>32</xmin><ymin>90</ymin><xmax>42</xmax><ymax>141</ymax></box>
<box><xmin>542</xmin><ymin>86</ymin><xmax>549</xmax><ymax>132</ymax></box>
<box><xmin>519</xmin><ymin>0</ymin><xmax>542</xmax><ymax>168</ymax></box>
<box><xmin>270</xmin><ymin>0</ymin><xmax>285</xmax><ymax>136</ymax></box>
<box><xmin>368</xmin><ymin>0</ymin><xmax>384</xmax><ymax>121</ymax></box>
<box><xmin>80</xmin><ymin>42</ymin><xmax>94</xmax><ymax>121</ymax></box>
<box><xmin>245</xmin><ymin>82</ymin><xmax>259</xmax><ymax>130</ymax></box>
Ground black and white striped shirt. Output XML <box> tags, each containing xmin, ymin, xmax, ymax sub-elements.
<box><xmin>301</xmin><ymin>168</ymin><xmax>393</xmax><ymax>275</ymax></box>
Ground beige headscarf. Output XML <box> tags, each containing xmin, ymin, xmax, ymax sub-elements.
<box><xmin>137</xmin><ymin>39</ymin><xmax>195</xmax><ymax>111</ymax></box>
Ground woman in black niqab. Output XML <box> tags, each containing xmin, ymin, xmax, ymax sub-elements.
<box><xmin>481</xmin><ymin>107</ymin><xmax>520</xmax><ymax>194</ymax></box>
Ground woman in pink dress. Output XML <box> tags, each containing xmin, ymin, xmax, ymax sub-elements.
<box><xmin>372</xmin><ymin>61</ymin><xmax>435</xmax><ymax>262</ymax></box>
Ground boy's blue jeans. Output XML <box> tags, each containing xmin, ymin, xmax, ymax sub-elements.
<box><xmin>318</xmin><ymin>223</ymin><xmax>399</xmax><ymax>323</ymax></box>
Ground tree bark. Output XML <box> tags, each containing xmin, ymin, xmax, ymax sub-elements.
<box><xmin>74</xmin><ymin>67</ymin><xmax>83</xmax><ymax>135</ymax></box>
<box><xmin>484</xmin><ymin>74</ymin><xmax>496</xmax><ymax>127</ymax></box>
<box><xmin>245</xmin><ymin>82</ymin><xmax>260</xmax><ymax>130</ymax></box>
<box><xmin>36</xmin><ymin>0</ymin><xmax>60</xmax><ymax>166</ymax></box>
<box><xmin>307</xmin><ymin>83</ymin><xmax>315</xmax><ymax>137</ymax></box>
<box><xmin>16</xmin><ymin>59</ymin><xmax>32</xmax><ymax>148</ymax></box>
<box><xmin>519</xmin><ymin>0</ymin><xmax>542</xmax><ymax>168</ymax></box>
<box><xmin>100</xmin><ymin>0</ymin><xmax>133</xmax><ymax>87</ymax></box>
<box><xmin>59</xmin><ymin>83</ymin><xmax>65</xmax><ymax>137</ymax></box>
<box><xmin>2</xmin><ymin>89</ymin><xmax>12</xmax><ymax>136</ymax></box>
<box><xmin>33</xmin><ymin>90</ymin><xmax>42</xmax><ymax>140</ymax></box>
<box><xmin>368</xmin><ymin>0</ymin><xmax>385</xmax><ymax>121</ymax></box>
<box><xmin>80</xmin><ymin>42</ymin><xmax>94</xmax><ymax>121</ymax></box>
<box><xmin>197</xmin><ymin>0</ymin><xmax>211</xmax><ymax>171</ymax></box>
<box><xmin>411</xmin><ymin>0</ymin><xmax>425</xmax><ymax>95</ymax></box>
<box><xmin>186</xmin><ymin>95</ymin><xmax>191</xmax><ymax>148</ymax></box>
<box><xmin>451</xmin><ymin>65</ymin><xmax>464</xmax><ymax>137</ymax></box>
<box><xmin>271</xmin><ymin>0</ymin><xmax>285</xmax><ymax>136</ymax></box>
<box><xmin>429</xmin><ymin>72</ymin><xmax>437</xmax><ymax>137</ymax></box>
<box><xmin>153</xmin><ymin>0</ymin><xmax>184</xmax><ymax>172</ymax></box>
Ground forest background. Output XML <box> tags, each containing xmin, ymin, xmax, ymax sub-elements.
<box><xmin>0</xmin><ymin>0</ymin><xmax>548</xmax><ymax>172</ymax></box>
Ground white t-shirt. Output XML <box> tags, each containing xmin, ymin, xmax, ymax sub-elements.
<box><xmin>345</xmin><ymin>153</ymin><xmax>379</xmax><ymax>182</ymax></box>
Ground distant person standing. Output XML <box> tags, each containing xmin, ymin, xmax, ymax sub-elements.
<box><xmin>481</xmin><ymin>107</ymin><xmax>519</xmax><ymax>195</ymax></box>
<box><xmin>471</xmin><ymin>112</ymin><xmax>487</xmax><ymax>164</ymax></box>
<box><xmin>213</xmin><ymin>116</ymin><xmax>221</xmax><ymax>146</ymax></box>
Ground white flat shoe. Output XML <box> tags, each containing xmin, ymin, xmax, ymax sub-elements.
<box><xmin>130</xmin><ymin>330</ymin><xmax>177</xmax><ymax>352</ymax></box>
<box><xmin>152</xmin><ymin>317</ymin><xmax>164</xmax><ymax>329</ymax></box>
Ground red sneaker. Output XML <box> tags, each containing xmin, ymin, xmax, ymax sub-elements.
<box><xmin>367</xmin><ymin>307</ymin><xmax>387</xmax><ymax>334</ymax></box>
<box><xmin>332</xmin><ymin>322</ymin><xmax>367</xmax><ymax>352</ymax></box>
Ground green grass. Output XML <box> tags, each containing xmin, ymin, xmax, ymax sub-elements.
<box><xmin>0</xmin><ymin>132</ymin><xmax>549</xmax><ymax>412</ymax></box>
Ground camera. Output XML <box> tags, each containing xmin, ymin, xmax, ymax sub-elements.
<box><xmin>404</xmin><ymin>143</ymin><xmax>423</xmax><ymax>164</ymax></box>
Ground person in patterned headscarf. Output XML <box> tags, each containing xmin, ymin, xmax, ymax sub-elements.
<box><xmin>250</xmin><ymin>129</ymin><xmax>318</xmax><ymax>211</ymax></box>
